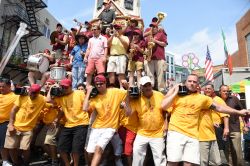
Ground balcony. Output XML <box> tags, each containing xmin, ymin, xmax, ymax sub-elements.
<box><xmin>4</xmin><ymin>3</ymin><xmax>30</xmax><ymax>24</ymax></box>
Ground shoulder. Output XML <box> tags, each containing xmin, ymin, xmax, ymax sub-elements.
<box><xmin>153</xmin><ymin>90</ymin><xmax>164</xmax><ymax>98</ymax></box>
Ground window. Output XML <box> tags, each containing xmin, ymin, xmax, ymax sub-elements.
<box><xmin>42</xmin><ymin>25</ymin><xmax>51</xmax><ymax>39</ymax></box>
<box><xmin>166</xmin><ymin>56</ymin><xmax>169</xmax><ymax>63</ymax></box>
<box><xmin>171</xmin><ymin>66</ymin><xmax>174</xmax><ymax>73</ymax></box>
<box><xmin>124</xmin><ymin>0</ymin><xmax>134</xmax><ymax>10</ymax></box>
<box><xmin>171</xmin><ymin>57</ymin><xmax>174</xmax><ymax>64</ymax></box>
<box><xmin>246</xmin><ymin>33</ymin><xmax>250</xmax><ymax>66</ymax></box>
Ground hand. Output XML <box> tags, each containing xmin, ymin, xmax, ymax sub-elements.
<box><xmin>8</xmin><ymin>124</ymin><xmax>16</xmax><ymax>136</ymax></box>
<box><xmin>243</xmin><ymin>126</ymin><xmax>249</xmax><ymax>134</ymax></box>
<box><xmin>214</xmin><ymin>123</ymin><xmax>220</xmax><ymax>128</ymax></box>
<box><xmin>102</xmin><ymin>56</ymin><xmax>108</xmax><ymax>63</ymax></box>
<box><xmin>239</xmin><ymin>109</ymin><xmax>249</xmax><ymax>116</ymax></box>
<box><xmin>121</xmin><ymin>80</ymin><xmax>129</xmax><ymax>89</ymax></box>
<box><xmin>84</xmin><ymin>57</ymin><xmax>88</xmax><ymax>63</ymax></box>
<box><xmin>223</xmin><ymin>128</ymin><xmax>229</xmax><ymax>139</ymax></box>
<box><xmin>86</xmin><ymin>85</ymin><xmax>94</xmax><ymax>94</ymax></box>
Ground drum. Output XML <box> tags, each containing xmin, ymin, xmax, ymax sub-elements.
<box><xmin>27</xmin><ymin>55</ymin><xmax>49</xmax><ymax>73</ymax></box>
<box><xmin>50</xmin><ymin>67</ymin><xmax>66</xmax><ymax>80</ymax></box>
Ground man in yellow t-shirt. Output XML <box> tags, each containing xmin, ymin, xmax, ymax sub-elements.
<box><xmin>123</xmin><ymin>76</ymin><xmax>167</xmax><ymax>166</ymax></box>
<box><xmin>107</xmin><ymin>23</ymin><xmax>129</xmax><ymax>88</ymax></box>
<box><xmin>5</xmin><ymin>84</ymin><xmax>46</xmax><ymax>165</ymax></box>
<box><xmin>83</xmin><ymin>75</ymin><xmax>127</xmax><ymax>166</ymax></box>
<box><xmin>47</xmin><ymin>78</ymin><xmax>89</xmax><ymax>166</ymax></box>
<box><xmin>161</xmin><ymin>74</ymin><xmax>249</xmax><ymax>166</ymax></box>
<box><xmin>0</xmin><ymin>77</ymin><xmax>18</xmax><ymax>166</ymax></box>
<box><xmin>198</xmin><ymin>84</ymin><xmax>229</xmax><ymax>166</ymax></box>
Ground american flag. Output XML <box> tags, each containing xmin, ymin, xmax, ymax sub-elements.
<box><xmin>205</xmin><ymin>46</ymin><xmax>214</xmax><ymax>81</ymax></box>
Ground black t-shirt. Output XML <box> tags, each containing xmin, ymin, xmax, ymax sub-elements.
<box><xmin>225</xmin><ymin>95</ymin><xmax>243</xmax><ymax>132</ymax></box>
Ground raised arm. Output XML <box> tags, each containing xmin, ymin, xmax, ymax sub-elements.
<box><xmin>82</xmin><ymin>85</ymin><xmax>93</xmax><ymax>112</ymax></box>
<box><xmin>161</xmin><ymin>84</ymin><xmax>179</xmax><ymax>110</ymax></box>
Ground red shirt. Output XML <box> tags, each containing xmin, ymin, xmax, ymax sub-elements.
<box><xmin>52</xmin><ymin>32</ymin><xmax>65</xmax><ymax>51</ymax></box>
<box><xmin>145</xmin><ymin>31</ymin><xmax>167</xmax><ymax>60</ymax></box>
<box><xmin>130</xmin><ymin>40</ymin><xmax>146</xmax><ymax>62</ymax></box>
<box><xmin>68</xmin><ymin>35</ymin><xmax>76</xmax><ymax>53</ymax></box>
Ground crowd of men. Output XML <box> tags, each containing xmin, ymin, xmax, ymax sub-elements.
<box><xmin>0</xmin><ymin>1</ymin><xmax>250</xmax><ymax>166</ymax></box>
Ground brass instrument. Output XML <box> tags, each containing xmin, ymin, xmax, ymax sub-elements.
<box><xmin>73</xmin><ymin>18</ymin><xmax>84</xmax><ymax>27</ymax></box>
<box><xmin>128</xmin><ymin>39</ymin><xmax>137</xmax><ymax>61</ymax></box>
<box><xmin>156</xmin><ymin>12</ymin><xmax>167</xmax><ymax>25</ymax></box>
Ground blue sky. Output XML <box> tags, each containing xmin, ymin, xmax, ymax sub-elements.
<box><xmin>47</xmin><ymin>0</ymin><xmax>250</xmax><ymax>66</ymax></box>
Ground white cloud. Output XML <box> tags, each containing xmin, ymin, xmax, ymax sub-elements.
<box><xmin>168</xmin><ymin>27</ymin><xmax>238</xmax><ymax>68</ymax></box>
<box><xmin>58</xmin><ymin>8</ymin><xmax>93</xmax><ymax>29</ymax></box>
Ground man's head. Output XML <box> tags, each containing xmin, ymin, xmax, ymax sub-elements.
<box><xmin>71</xmin><ymin>27</ymin><xmax>77</xmax><ymax>35</ymax></box>
<box><xmin>185</xmin><ymin>74</ymin><xmax>199</xmax><ymax>93</ymax></box>
<box><xmin>150</xmin><ymin>22</ymin><xmax>158</xmax><ymax>35</ymax></box>
<box><xmin>29</xmin><ymin>84</ymin><xmax>41</xmax><ymax>100</ymax></box>
<box><xmin>94</xmin><ymin>75</ymin><xmax>107</xmax><ymax>94</ymax></box>
<box><xmin>140</xmin><ymin>76</ymin><xmax>153</xmax><ymax>98</ymax></box>
<box><xmin>0</xmin><ymin>77</ymin><xmax>11</xmax><ymax>94</ymax></box>
<box><xmin>103</xmin><ymin>0</ymin><xmax>111</xmax><ymax>9</ymax></box>
<box><xmin>76</xmin><ymin>34</ymin><xmax>88</xmax><ymax>45</ymax></box>
<box><xmin>92</xmin><ymin>25</ymin><xmax>101</xmax><ymax>37</ymax></box>
<box><xmin>204</xmin><ymin>83</ymin><xmax>215</xmax><ymax>97</ymax></box>
<box><xmin>219</xmin><ymin>85</ymin><xmax>230</xmax><ymax>100</ymax></box>
<box><xmin>113</xmin><ymin>24</ymin><xmax>123</xmax><ymax>34</ymax></box>
<box><xmin>130</xmin><ymin>18</ymin><xmax>138</xmax><ymax>28</ymax></box>
<box><xmin>44</xmin><ymin>79</ymin><xmax>55</xmax><ymax>92</ymax></box>
<box><xmin>77</xmin><ymin>83</ymin><xmax>86</xmax><ymax>91</ymax></box>
<box><xmin>60</xmin><ymin>78</ymin><xmax>72</xmax><ymax>95</ymax></box>
<box><xmin>132</xmin><ymin>29</ymin><xmax>142</xmax><ymax>40</ymax></box>
<box><xmin>56</xmin><ymin>23</ymin><xmax>63</xmax><ymax>32</ymax></box>
<box><xmin>85</xmin><ymin>21</ymin><xmax>92</xmax><ymax>30</ymax></box>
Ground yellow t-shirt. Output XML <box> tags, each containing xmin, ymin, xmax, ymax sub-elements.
<box><xmin>135</xmin><ymin>91</ymin><xmax>165</xmax><ymax>138</ymax></box>
<box><xmin>14</xmin><ymin>95</ymin><xmax>46</xmax><ymax>131</ymax></box>
<box><xmin>110</xmin><ymin>35</ymin><xmax>129</xmax><ymax>55</ymax></box>
<box><xmin>168</xmin><ymin>93</ymin><xmax>213</xmax><ymax>139</ymax></box>
<box><xmin>121</xmin><ymin>99</ymin><xmax>139</xmax><ymax>133</ymax></box>
<box><xmin>89</xmin><ymin>88</ymin><xmax>127</xmax><ymax>129</ymax></box>
<box><xmin>0</xmin><ymin>92</ymin><xmax>18</xmax><ymax>123</ymax></box>
<box><xmin>211</xmin><ymin>96</ymin><xmax>229</xmax><ymax>124</ymax></box>
<box><xmin>39</xmin><ymin>103</ymin><xmax>58</xmax><ymax>125</ymax></box>
<box><xmin>198</xmin><ymin>109</ymin><xmax>216</xmax><ymax>141</ymax></box>
<box><xmin>55</xmin><ymin>90</ymin><xmax>89</xmax><ymax>128</ymax></box>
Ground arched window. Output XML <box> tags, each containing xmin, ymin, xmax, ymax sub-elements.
<box><xmin>124</xmin><ymin>0</ymin><xmax>133</xmax><ymax>10</ymax></box>
<box><xmin>97</xmin><ymin>0</ymin><xmax>104</xmax><ymax>10</ymax></box>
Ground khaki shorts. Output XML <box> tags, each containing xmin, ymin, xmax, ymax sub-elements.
<box><xmin>35</xmin><ymin>125</ymin><xmax>59</xmax><ymax>146</ymax></box>
<box><xmin>107</xmin><ymin>55</ymin><xmax>127</xmax><ymax>74</ymax></box>
<box><xmin>4</xmin><ymin>130</ymin><xmax>33</xmax><ymax>150</ymax></box>
<box><xmin>128</xmin><ymin>61</ymin><xmax>143</xmax><ymax>72</ymax></box>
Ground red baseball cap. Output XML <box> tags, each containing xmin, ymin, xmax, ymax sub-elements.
<box><xmin>60</xmin><ymin>78</ymin><xmax>72</xmax><ymax>87</ymax></box>
<box><xmin>149</xmin><ymin>22</ymin><xmax>158</xmax><ymax>27</ymax></box>
<box><xmin>29</xmin><ymin>84</ymin><xmax>41</xmax><ymax>93</ymax></box>
<box><xmin>46</xmin><ymin>79</ymin><xmax>56</xmax><ymax>84</ymax></box>
<box><xmin>94</xmin><ymin>75</ymin><xmax>106</xmax><ymax>83</ymax></box>
<box><xmin>133</xmin><ymin>29</ymin><xmax>142</xmax><ymax>36</ymax></box>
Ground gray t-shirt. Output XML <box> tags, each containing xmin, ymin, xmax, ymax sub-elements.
<box><xmin>98</xmin><ymin>9</ymin><xmax>116</xmax><ymax>24</ymax></box>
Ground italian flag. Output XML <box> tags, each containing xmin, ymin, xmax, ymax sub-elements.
<box><xmin>222</xmin><ymin>30</ymin><xmax>233</xmax><ymax>75</ymax></box>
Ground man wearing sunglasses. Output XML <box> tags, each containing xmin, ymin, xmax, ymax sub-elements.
<box><xmin>4</xmin><ymin>84</ymin><xmax>46</xmax><ymax>166</ymax></box>
<box><xmin>83</xmin><ymin>75</ymin><xmax>128</xmax><ymax>166</ymax></box>
<box><xmin>47</xmin><ymin>78</ymin><xmax>89</xmax><ymax>166</ymax></box>
<box><xmin>0</xmin><ymin>78</ymin><xmax>18</xmax><ymax>166</ymax></box>
<box><xmin>85</xmin><ymin>25</ymin><xmax>108</xmax><ymax>87</ymax></box>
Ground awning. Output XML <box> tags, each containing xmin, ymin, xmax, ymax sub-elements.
<box><xmin>230</xmin><ymin>80</ymin><xmax>250</xmax><ymax>93</ymax></box>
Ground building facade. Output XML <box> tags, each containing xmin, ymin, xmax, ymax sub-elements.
<box><xmin>0</xmin><ymin>0</ymin><xmax>64</xmax><ymax>84</ymax></box>
<box><xmin>231</xmin><ymin>9</ymin><xmax>250</xmax><ymax>67</ymax></box>
<box><xmin>165</xmin><ymin>51</ymin><xmax>175</xmax><ymax>80</ymax></box>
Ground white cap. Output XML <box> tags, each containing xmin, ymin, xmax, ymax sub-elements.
<box><xmin>139</xmin><ymin>76</ymin><xmax>152</xmax><ymax>86</ymax></box>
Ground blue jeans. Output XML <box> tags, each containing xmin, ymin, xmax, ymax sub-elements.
<box><xmin>72</xmin><ymin>66</ymin><xmax>85</xmax><ymax>89</ymax></box>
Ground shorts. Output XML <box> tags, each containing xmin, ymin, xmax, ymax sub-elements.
<box><xmin>127</xmin><ymin>61</ymin><xmax>143</xmax><ymax>72</ymax></box>
<box><xmin>167</xmin><ymin>131</ymin><xmax>200</xmax><ymax>164</ymax></box>
<box><xmin>110</xmin><ymin>132</ymin><xmax>123</xmax><ymax>156</ymax></box>
<box><xmin>4</xmin><ymin>130</ymin><xmax>33</xmax><ymax>150</ymax></box>
<box><xmin>28</xmin><ymin>71</ymin><xmax>42</xmax><ymax>80</ymax></box>
<box><xmin>35</xmin><ymin>125</ymin><xmax>59</xmax><ymax>147</ymax></box>
<box><xmin>107</xmin><ymin>55</ymin><xmax>127</xmax><ymax>74</ymax></box>
<box><xmin>85</xmin><ymin>58</ymin><xmax>106</xmax><ymax>74</ymax></box>
<box><xmin>0</xmin><ymin>122</ymin><xmax>8</xmax><ymax>149</ymax></box>
<box><xmin>118</xmin><ymin>127</ymin><xmax>136</xmax><ymax>156</ymax></box>
<box><xmin>86</xmin><ymin>128</ymin><xmax>115</xmax><ymax>153</ymax></box>
<box><xmin>58</xmin><ymin>125</ymin><xmax>88</xmax><ymax>154</ymax></box>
